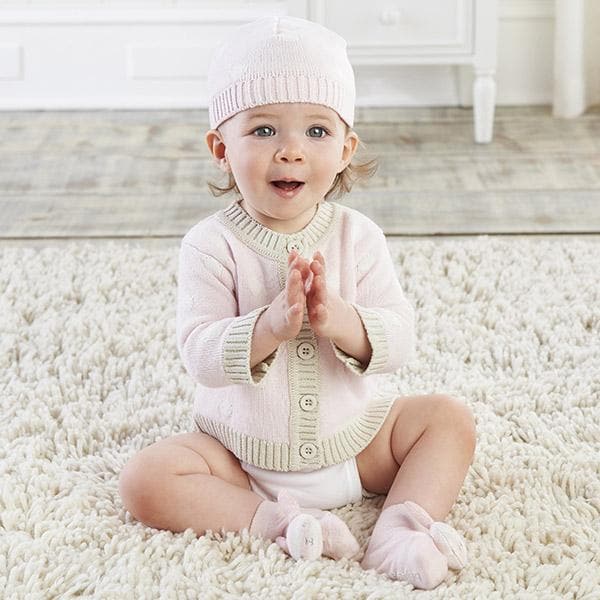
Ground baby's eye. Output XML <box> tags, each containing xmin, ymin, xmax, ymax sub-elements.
<box><xmin>308</xmin><ymin>126</ymin><xmax>328</xmax><ymax>138</ymax></box>
<box><xmin>253</xmin><ymin>126</ymin><xmax>274</xmax><ymax>137</ymax></box>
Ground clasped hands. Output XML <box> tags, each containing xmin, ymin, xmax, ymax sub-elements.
<box><xmin>264</xmin><ymin>248</ymin><xmax>370</xmax><ymax>366</ymax></box>
<box><xmin>279</xmin><ymin>248</ymin><xmax>349</xmax><ymax>341</ymax></box>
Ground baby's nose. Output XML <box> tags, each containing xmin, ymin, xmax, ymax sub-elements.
<box><xmin>275</xmin><ymin>142</ymin><xmax>305</xmax><ymax>163</ymax></box>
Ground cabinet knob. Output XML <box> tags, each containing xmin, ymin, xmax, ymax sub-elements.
<box><xmin>379</xmin><ymin>8</ymin><xmax>402</xmax><ymax>26</ymax></box>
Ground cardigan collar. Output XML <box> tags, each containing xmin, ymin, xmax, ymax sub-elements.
<box><xmin>218</xmin><ymin>198</ymin><xmax>336</xmax><ymax>259</ymax></box>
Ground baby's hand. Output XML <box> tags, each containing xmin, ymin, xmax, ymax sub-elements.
<box><xmin>266</xmin><ymin>250</ymin><xmax>311</xmax><ymax>342</ymax></box>
<box><xmin>306</xmin><ymin>251</ymin><xmax>347</xmax><ymax>339</ymax></box>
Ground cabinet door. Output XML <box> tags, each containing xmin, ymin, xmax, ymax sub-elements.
<box><xmin>320</xmin><ymin>0</ymin><xmax>474</xmax><ymax>57</ymax></box>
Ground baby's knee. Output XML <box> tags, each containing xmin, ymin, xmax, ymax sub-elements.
<box><xmin>118</xmin><ymin>452</ymin><xmax>161</xmax><ymax>524</ymax></box>
<box><xmin>435</xmin><ymin>395</ymin><xmax>477</xmax><ymax>453</ymax></box>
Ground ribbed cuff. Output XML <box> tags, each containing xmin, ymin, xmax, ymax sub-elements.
<box><xmin>331</xmin><ymin>304</ymin><xmax>389</xmax><ymax>376</ymax></box>
<box><xmin>222</xmin><ymin>306</ymin><xmax>279</xmax><ymax>385</ymax></box>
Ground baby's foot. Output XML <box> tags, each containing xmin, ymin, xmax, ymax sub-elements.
<box><xmin>277</xmin><ymin>512</ymin><xmax>323</xmax><ymax>560</ymax></box>
<box><xmin>404</xmin><ymin>501</ymin><xmax>468</xmax><ymax>570</ymax></box>
<box><xmin>274</xmin><ymin>492</ymin><xmax>360</xmax><ymax>561</ymax></box>
<box><xmin>299</xmin><ymin>508</ymin><xmax>361</xmax><ymax>560</ymax></box>
<box><xmin>360</xmin><ymin>501</ymin><xmax>467</xmax><ymax>590</ymax></box>
<box><xmin>250</xmin><ymin>489</ymin><xmax>322</xmax><ymax>560</ymax></box>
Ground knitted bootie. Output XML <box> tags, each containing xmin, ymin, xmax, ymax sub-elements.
<box><xmin>249</xmin><ymin>489</ymin><xmax>322</xmax><ymax>560</ymax></box>
<box><xmin>360</xmin><ymin>501</ymin><xmax>467</xmax><ymax>590</ymax></box>
<box><xmin>280</xmin><ymin>507</ymin><xmax>361</xmax><ymax>560</ymax></box>
<box><xmin>250</xmin><ymin>489</ymin><xmax>361</xmax><ymax>561</ymax></box>
<box><xmin>403</xmin><ymin>501</ymin><xmax>468</xmax><ymax>570</ymax></box>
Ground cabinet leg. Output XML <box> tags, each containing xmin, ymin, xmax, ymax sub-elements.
<box><xmin>473</xmin><ymin>73</ymin><xmax>496</xmax><ymax>143</ymax></box>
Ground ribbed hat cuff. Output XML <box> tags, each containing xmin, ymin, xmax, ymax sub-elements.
<box><xmin>209</xmin><ymin>75</ymin><xmax>354</xmax><ymax>129</ymax></box>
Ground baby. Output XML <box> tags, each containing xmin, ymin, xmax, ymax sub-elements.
<box><xmin>119</xmin><ymin>16</ymin><xmax>476</xmax><ymax>590</ymax></box>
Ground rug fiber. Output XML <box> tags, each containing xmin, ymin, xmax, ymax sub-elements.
<box><xmin>1</xmin><ymin>237</ymin><xmax>599</xmax><ymax>599</ymax></box>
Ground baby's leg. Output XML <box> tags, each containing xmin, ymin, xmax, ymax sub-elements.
<box><xmin>359</xmin><ymin>394</ymin><xmax>476</xmax><ymax>519</ymax></box>
<box><xmin>119</xmin><ymin>432</ymin><xmax>264</xmax><ymax>535</ymax></box>
<box><xmin>119</xmin><ymin>432</ymin><xmax>360</xmax><ymax>561</ymax></box>
<box><xmin>357</xmin><ymin>394</ymin><xmax>476</xmax><ymax>589</ymax></box>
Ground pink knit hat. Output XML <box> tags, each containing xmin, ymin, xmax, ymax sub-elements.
<box><xmin>207</xmin><ymin>16</ymin><xmax>356</xmax><ymax>130</ymax></box>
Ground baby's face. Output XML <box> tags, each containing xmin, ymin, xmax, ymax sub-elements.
<box><xmin>208</xmin><ymin>103</ymin><xmax>358</xmax><ymax>234</ymax></box>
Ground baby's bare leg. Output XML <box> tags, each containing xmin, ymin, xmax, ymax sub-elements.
<box><xmin>358</xmin><ymin>395</ymin><xmax>476</xmax><ymax>589</ymax></box>
<box><xmin>357</xmin><ymin>394</ymin><xmax>476</xmax><ymax>521</ymax></box>
<box><xmin>119</xmin><ymin>432</ymin><xmax>263</xmax><ymax>535</ymax></box>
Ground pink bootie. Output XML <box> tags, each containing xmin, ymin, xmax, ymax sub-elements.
<box><xmin>284</xmin><ymin>508</ymin><xmax>360</xmax><ymax>560</ymax></box>
<box><xmin>277</xmin><ymin>512</ymin><xmax>323</xmax><ymax>560</ymax></box>
<box><xmin>361</xmin><ymin>501</ymin><xmax>467</xmax><ymax>590</ymax></box>
<box><xmin>250</xmin><ymin>489</ymin><xmax>322</xmax><ymax>560</ymax></box>
<box><xmin>250</xmin><ymin>489</ymin><xmax>360</xmax><ymax>561</ymax></box>
<box><xmin>405</xmin><ymin>501</ymin><xmax>468</xmax><ymax>571</ymax></box>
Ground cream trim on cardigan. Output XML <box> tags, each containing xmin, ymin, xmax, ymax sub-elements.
<box><xmin>186</xmin><ymin>199</ymin><xmax>400</xmax><ymax>471</ymax></box>
<box><xmin>194</xmin><ymin>395</ymin><xmax>395</xmax><ymax>471</ymax></box>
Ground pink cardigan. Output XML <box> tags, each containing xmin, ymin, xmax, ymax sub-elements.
<box><xmin>176</xmin><ymin>199</ymin><xmax>416</xmax><ymax>472</ymax></box>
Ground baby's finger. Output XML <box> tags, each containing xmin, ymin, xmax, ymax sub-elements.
<box><xmin>303</xmin><ymin>270</ymin><xmax>314</xmax><ymax>295</ymax></box>
<box><xmin>287</xmin><ymin>269</ymin><xmax>304</xmax><ymax>305</ymax></box>
<box><xmin>313</xmin><ymin>275</ymin><xmax>327</xmax><ymax>304</ymax></box>
<box><xmin>290</xmin><ymin>256</ymin><xmax>311</xmax><ymax>281</ymax></box>
<box><xmin>287</xmin><ymin>267</ymin><xmax>300</xmax><ymax>291</ymax></box>
<box><xmin>311</xmin><ymin>252</ymin><xmax>325</xmax><ymax>276</ymax></box>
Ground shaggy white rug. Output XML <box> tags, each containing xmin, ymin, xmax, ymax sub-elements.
<box><xmin>1</xmin><ymin>237</ymin><xmax>599</xmax><ymax>599</ymax></box>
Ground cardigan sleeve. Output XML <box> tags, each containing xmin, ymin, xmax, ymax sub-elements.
<box><xmin>176</xmin><ymin>242</ymin><xmax>279</xmax><ymax>387</ymax></box>
<box><xmin>331</xmin><ymin>226</ymin><xmax>416</xmax><ymax>376</ymax></box>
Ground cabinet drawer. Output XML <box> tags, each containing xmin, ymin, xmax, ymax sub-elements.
<box><xmin>323</xmin><ymin>0</ymin><xmax>473</xmax><ymax>57</ymax></box>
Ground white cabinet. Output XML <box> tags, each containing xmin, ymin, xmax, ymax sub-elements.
<box><xmin>322</xmin><ymin>0</ymin><xmax>473</xmax><ymax>54</ymax></box>
<box><xmin>310</xmin><ymin>0</ymin><xmax>498</xmax><ymax>143</ymax></box>
<box><xmin>0</xmin><ymin>1</ymin><xmax>497</xmax><ymax>142</ymax></box>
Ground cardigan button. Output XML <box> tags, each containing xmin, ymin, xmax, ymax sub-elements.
<box><xmin>286</xmin><ymin>239</ymin><xmax>304</xmax><ymax>254</ymax></box>
<box><xmin>299</xmin><ymin>442</ymin><xmax>317</xmax><ymax>459</ymax></box>
<box><xmin>299</xmin><ymin>394</ymin><xmax>317</xmax><ymax>411</ymax></box>
<box><xmin>296</xmin><ymin>342</ymin><xmax>315</xmax><ymax>360</ymax></box>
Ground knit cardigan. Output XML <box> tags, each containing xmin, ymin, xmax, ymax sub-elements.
<box><xmin>176</xmin><ymin>198</ymin><xmax>416</xmax><ymax>472</ymax></box>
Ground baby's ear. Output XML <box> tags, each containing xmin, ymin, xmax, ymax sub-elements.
<box><xmin>205</xmin><ymin>129</ymin><xmax>230</xmax><ymax>172</ymax></box>
<box><xmin>339</xmin><ymin>130</ymin><xmax>359</xmax><ymax>172</ymax></box>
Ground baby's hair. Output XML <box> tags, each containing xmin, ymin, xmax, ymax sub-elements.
<box><xmin>207</xmin><ymin>122</ymin><xmax>378</xmax><ymax>201</ymax></box>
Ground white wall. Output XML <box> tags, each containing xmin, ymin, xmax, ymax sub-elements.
<box><xmin>586</xmin><ymin>0</ymin><xmax>600</xmax><ymax>106</ymax></box>
<box><xmin>0</xmin><ymin>0</ymin><xmax>588</xmax><ymax>109</ymax></box>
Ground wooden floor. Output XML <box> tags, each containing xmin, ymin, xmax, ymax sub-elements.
<box><xmin>1</xmin><ymin>105</ymin><xmax>599</xmax><ymax>245</ymax></box>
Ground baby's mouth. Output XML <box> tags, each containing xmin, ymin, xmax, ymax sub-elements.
<box><xmin>271</xmin><ymin>180</ymin><xmax>304</xmax><ymax>190</ymax></box>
